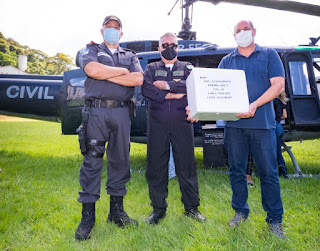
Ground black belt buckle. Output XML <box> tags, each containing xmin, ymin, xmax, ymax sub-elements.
<box><xmin>107</xmin><ymin>100</ymin><xmax>118</xmax><ymax>108</ymax></box>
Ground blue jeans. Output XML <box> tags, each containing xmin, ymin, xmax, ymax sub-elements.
<box><xmin>275</xmin><ymin>122</ymin><xmax>287</xmax><ymax>176</ymax></box>
<box><xmin>224</xmin><ymin>127</ymin><xmax>283</xmax><ymax>223</ymax></box>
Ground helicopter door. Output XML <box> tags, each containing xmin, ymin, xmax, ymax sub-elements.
<box><xmin>283</xmin><ymin>50</ymin><xmax>320</xmax><ymax>126</ymax></box>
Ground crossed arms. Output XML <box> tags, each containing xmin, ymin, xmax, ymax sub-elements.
<box><xmin>84</xmin><ymin>61</ymin><xmax>143</xmax><ymax>87</ymax></box>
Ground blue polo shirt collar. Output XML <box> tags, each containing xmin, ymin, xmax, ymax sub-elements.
<box><xmin>232</xmin><ymin>44</ymin><xmax>262</xmax><ymax>57</ymax></box>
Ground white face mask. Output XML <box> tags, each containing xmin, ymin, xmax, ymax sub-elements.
<box><xmin>235</xmin><ymin>30</ymin><xmax>253</xmax><ymax>47</ymax></box>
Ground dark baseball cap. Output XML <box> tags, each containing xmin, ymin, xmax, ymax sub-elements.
<box><xmin>102</xmin><ymin>15</ymin><xmax>122</xmax><ymax>28</ymax></box>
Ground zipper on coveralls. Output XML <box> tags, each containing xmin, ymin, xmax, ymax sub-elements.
<box><xmin>168</xmin><ymin>67</ymin><xmax>172</xmax><ymax>112</ymax></box>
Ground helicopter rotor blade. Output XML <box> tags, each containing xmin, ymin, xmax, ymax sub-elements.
<box><xmin>198</xmin><ymin>0</ymin><xmax>320</xmax><ymax>17</ymax></box>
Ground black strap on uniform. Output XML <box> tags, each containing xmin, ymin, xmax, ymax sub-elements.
<box><xmin>85</xmin><ymin>138</ymin><xmax>106</xmax><ymax>158</ymax></box>
<box><xmin>87</xmin><ymin>138</ymin><xmax>106</xmax><ymax>147</ymax></box>
<box><xmin>78</xmin><ymin>107</ymin><xmax>90</xmax><ymax>156</ymax></box>
<box><xmin>85</xmin><ymin>99</ymin><xmax>130</xmax><ymax>108</ymax></box>
<box><xmin>86</xmin><ymin>151</ymin><xmax>104</xmax><ymax>158</ymax></box>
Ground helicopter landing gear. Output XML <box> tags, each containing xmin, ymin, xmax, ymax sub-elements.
<box><xmin>282</xmin><ymin>142</ymin><xmax>320</xmax><ymax>178</ymax></box>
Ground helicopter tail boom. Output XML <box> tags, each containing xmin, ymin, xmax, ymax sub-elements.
<box><xmin>0</xmin><ymin>74</ymin><xmax>63</xmax><ymax>122</ymax></box>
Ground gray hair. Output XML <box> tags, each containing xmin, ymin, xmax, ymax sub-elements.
<box><xmin>159</xmin><ymin>32</ymin><xmax>178</xmax><ymax>47</ymax></box>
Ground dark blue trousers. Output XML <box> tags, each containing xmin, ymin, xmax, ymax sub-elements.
<box><xmin>78</xmin><ymin>107</ymin><xmax>131</xmax><ymax>203</ymax></box>
<box><xmin>146</xmin><ymin>110</ymin><xmax>200</xmax><ymax>210</ymax></box>
<box><xmin>224</xmin><ymin>127</ymin><xmax>283</xmax><ymax>223</ymax></box>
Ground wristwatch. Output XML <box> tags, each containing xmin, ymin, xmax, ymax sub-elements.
<box><xmin>165</xmin><ymin>83</ymin><xmax>170</xmax><ymax>90</ymax></box>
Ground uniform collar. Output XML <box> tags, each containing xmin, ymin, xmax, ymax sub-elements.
<box><xmin>232</xmin><ymin>44</ymin><xmax>262</xmax><ymax>57</ymax></box>
<box><xmin>159</xmin><ymin>59</ymin><xmax>179</xmax><ymax>68</ymax></box>
<box><xmin>99</xmin><ymin>42</ymin><xmax>124</xmax><ymax>54</ymax></box>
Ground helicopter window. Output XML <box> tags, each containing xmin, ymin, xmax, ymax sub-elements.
<box><xmin>312</xmin><ymin>58</ymin><xmax>320</xmax><ymax>80</ymax></box>
<box><xmin>178</xmin><ymin>55</ymin><xmax>224</xmax><ymax>68</ymax></box>
<box><xmin>289</xmin><ymin>61</ymin><xmax>311</xmax><ymax>96</ymax></box>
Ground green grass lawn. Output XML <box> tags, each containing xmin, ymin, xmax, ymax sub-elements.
<box><xmin>0</xmin><ymin>119</ymin><xmax>319</xmax><ymax>250</ymax></box>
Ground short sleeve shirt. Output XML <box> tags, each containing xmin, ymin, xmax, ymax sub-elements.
<box><xmin>81</xmin><ymin>42</ymin><xmax>143</xmax><ymax>100</ymax></box>
<box><xmin>218</xmin><ymin>44</ymin><xmax>285</xmax><ymax>129</ymax></box>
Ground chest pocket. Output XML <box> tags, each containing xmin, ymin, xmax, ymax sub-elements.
<box><xmin>254</xmin><ymin>54</ymin><xmax>268</xmax><ymax>73</ymax></box>
<box><xmin>97</xmin><ymin>52</ymin><xmax>114</xmax><ymax>66</ymax></box>
<box><xmin>173</xmin><ymin>70</ymin><xmax>184</xmax><ymax>77</ymax></box>
<box><xmin>118</xmin><ymin>53</ymin><xmax>131</xmax><ymax>69</ymax></box>
<box><xmin>154</xmin><ymin>69</ymin><xmax>168</xmax><ymax>81</ymax></box>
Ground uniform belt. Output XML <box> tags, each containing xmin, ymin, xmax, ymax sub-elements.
<box><xmin>85</xmin><ymin>99</ymin><xmax>130</xmax><ymax>108</ymax></box>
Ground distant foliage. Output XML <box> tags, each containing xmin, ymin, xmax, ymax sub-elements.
<box><xmin>0</xmin><ymin>32</ymin><xmax>75</xmax><ymax>75</ymax></box>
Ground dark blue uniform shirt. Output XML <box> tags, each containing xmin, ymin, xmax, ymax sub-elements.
<box><xmin>81</xmin><ymin>42</ymin><xmax>143</xmax><ymax>100</ymax></box>
<box><xmin>218</xmin><ymin>44</ymin><xmax>285</xmax><ymax>129</ymax></box>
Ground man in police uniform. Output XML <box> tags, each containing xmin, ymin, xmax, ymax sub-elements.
<box><xmin>142</xmin><ymin>32</ymin><xmax>206</xmax><ymax>224</ymax></box>
<box><xmin>75</xmin><ymin>15</ymin><xmax>143</xmax><ymax>240</ymax></box>
<box><xmin>218</xmin><ymin>20</ymin><xmax>285</xmax><ymax>238</ymax></box>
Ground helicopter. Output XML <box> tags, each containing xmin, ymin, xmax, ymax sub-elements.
<box><xmin>0</xmin><ymin>0</ymin><xmax>320</xmax><ymax>177</ymax></box>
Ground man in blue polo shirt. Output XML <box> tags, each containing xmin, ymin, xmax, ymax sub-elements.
<box><xmin>218</xmin><ymin>20</ymin><xmax>285</xmax><ymax>238</ymax></box>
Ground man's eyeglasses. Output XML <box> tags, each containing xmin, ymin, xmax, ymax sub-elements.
<box><xmin>162</xmin><ymin>43</ymin><xmax>178</xmax><ymax>49</ymax></box>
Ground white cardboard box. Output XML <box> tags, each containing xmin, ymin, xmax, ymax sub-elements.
<box><xmin>186</xmin><ymin>67</ymin><xmax>249</xmax><ymax>121</ymax></box>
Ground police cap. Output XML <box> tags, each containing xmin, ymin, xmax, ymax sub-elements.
<box><xmin>103</xmin><ymin>15</ymin><xmax>122</xmax><ymax>28</ymax></box>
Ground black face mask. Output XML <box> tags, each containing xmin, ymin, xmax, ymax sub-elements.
<box><xmin>161</xmin><ymin>47</ymin><xmax>177</xmax><ymax>60</ymax></box>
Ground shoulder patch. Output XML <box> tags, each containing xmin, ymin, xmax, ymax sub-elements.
<box><xmin>83</xmin><ymin>48</ymin><xmax>89</xmax><ymax>56</ymax></box>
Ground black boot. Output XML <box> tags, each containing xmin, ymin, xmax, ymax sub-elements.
<box><xmin>75</xmin><ymin>203</ymin><xmax>95</xmax><ymax>241</ymax></box>
<box><xmin>107</xmin><ymin>196</ymin><xmax>138</xmax><ymax>228</ymax></box>
<box><xmin>145</xmin><ymin>208</ymin><xmax>166</xmax><ymax>224</ymax></box>
<box><xmin>185</xmin><ymin>208</ymin><xmax>207</xmax><ymax>222</ymax></box>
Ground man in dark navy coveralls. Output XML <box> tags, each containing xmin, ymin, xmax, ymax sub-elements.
<box><xmin>142</xmin><ymin>32</ymin><xmax>206</xmax><ymax>224</ymax></box>
<box><xmin>75</xmin><ymin>15</ymin><xmax>143</xmax><ymax>240</ymax></box>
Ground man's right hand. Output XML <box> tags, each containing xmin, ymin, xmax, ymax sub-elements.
<box><xmin>186</xmin><ymin>106</ymin><xmax>198</xmax><ymax>122</ymax></box>
<box><xmin>165</xmin><ymin>93</ymin><xmax>186</xmax><ymax>99</ymax></box>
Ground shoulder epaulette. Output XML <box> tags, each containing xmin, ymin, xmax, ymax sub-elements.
<box><xmin>122</xmin><ymin>47</ymin><xmax>136</xmax><ymax>54</ymax></box>
<box><xmin>86</xmin><ymin>42</ymin><xmax>99</xmax><ymax>47</ymax></box>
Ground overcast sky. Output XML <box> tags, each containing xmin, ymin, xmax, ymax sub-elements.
<box><xmin>1</xmin><ymin>0</ymin><xmax>320</xmax><ymax>61</ymax></box>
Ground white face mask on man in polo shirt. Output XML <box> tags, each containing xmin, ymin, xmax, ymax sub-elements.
<box><xmin>235</xmin><ymin>30</ymin><xmax>253</xmax><ymax>47</ymax></box>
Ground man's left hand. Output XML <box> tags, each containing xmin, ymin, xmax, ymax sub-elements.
<box><xmin>153</xmin><ymin>81</ymin><xmax>168</xmax><ymax>90</ymax></box>
<box><xmin>237</xmin><ymin>102</ymin><xmax>258</xmax><ymax>118</ymax></box>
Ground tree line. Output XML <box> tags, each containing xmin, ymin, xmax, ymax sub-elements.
<box><xmin>0</xmin><ymin>32</ymin><xmax>75</xmax><ymax>75</ymax></box>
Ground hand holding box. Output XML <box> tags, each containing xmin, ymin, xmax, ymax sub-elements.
<box><xmin>186</xmin><ymin>68</ymin><xmax>249</xmax><ymax>121</ymax></box>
